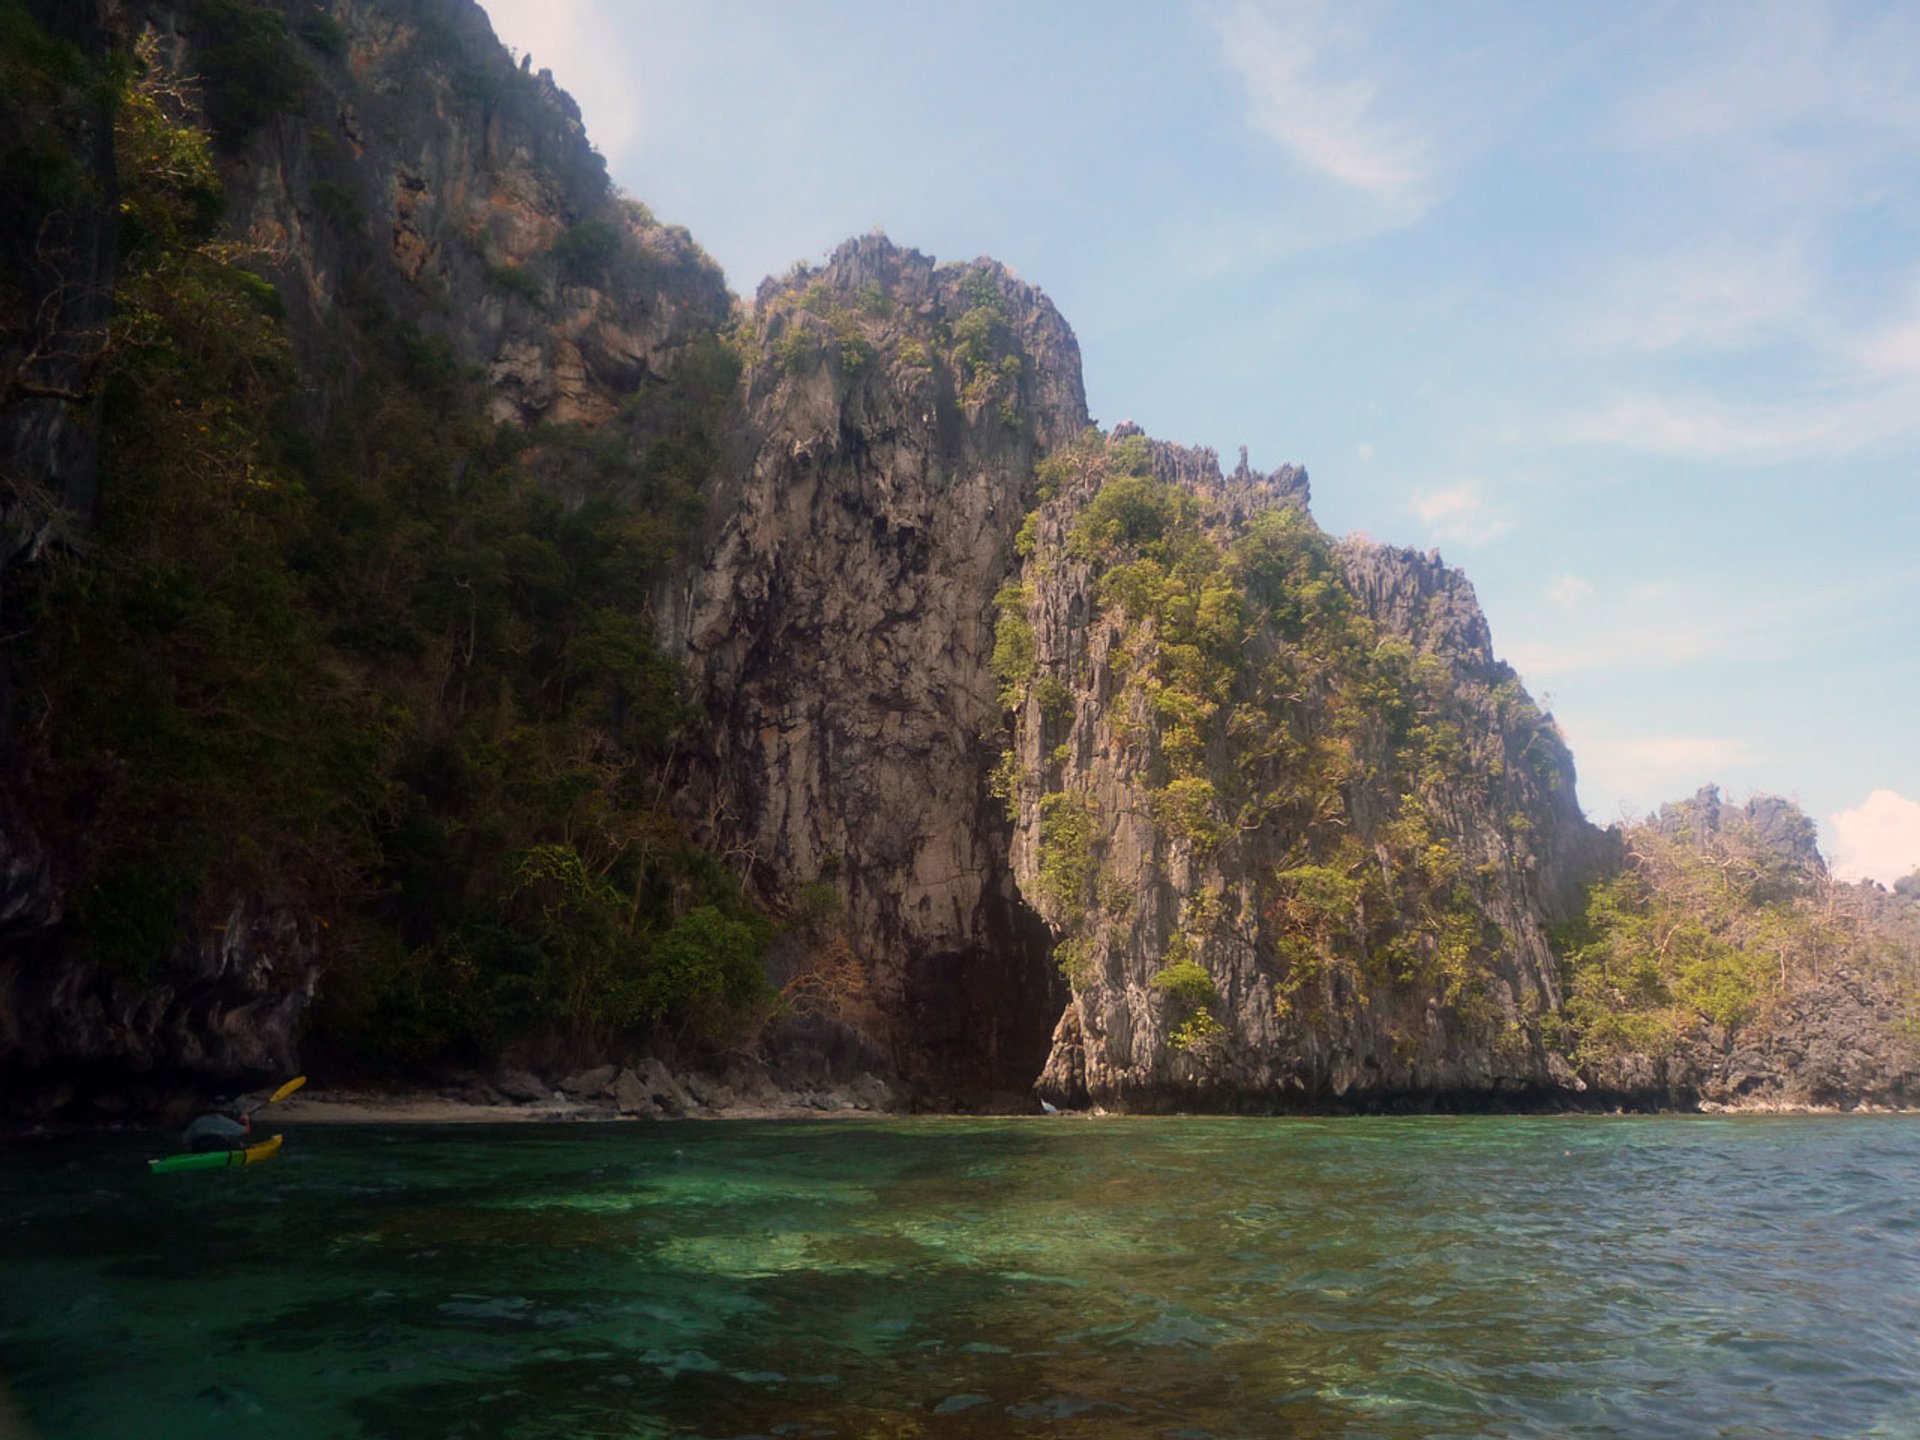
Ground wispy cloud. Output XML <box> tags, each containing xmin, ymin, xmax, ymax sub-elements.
<box><xmin>1405</xmin><ymin>481</ymin><xmax>1510</xmax><ymax>547</ymax></box>
<box><xmin>1544</xmin><ymin>574</ymin><xmax>1593</xmax><ymax>609</ymax></box>
<box><xmin>1616</xmin><ymin>5</ymin><xmax>1920</xmax><ymax>153</ymax></box>
<box><xmin>1213</xmin><ymin>1</ymin><xmax>1430</xmax><ymax>214</ymax></box>
<box><xmin>1539</xmin><ymin>7</ymin><xmax>1920</xmax><ymax>466</ymax></box>
<box><xmin>1577</xmin><ymin>240</ymin><xmax>1814</xmax><ymax>354</ymax></box>
<box><xmin>1544</xmin><ymin>384</ymin><xmax>1920</xmax><ymax>464</ymax></box>
<box><xmin>1543</xmin><ymin>254</ymin><xmax>1920</xmax><ymax>458</ymax></box>
<box><xmin>1506</xmin><ymin>567</ymin><xmax>1918</xmax><ymax>693</ymax></box>
<box><xmin>1839</xmin><ymin>274</ymin><xmax>1920</xmax><ymax>383</ymax></box>
<box><xmin>1546</xmin><ymin>248</ymin><xmax>1920</xmax><ymax>466</ymax></box>
<box><xmin>1506</xmin><ymin>579</ymin><xmax>1796</xmax><ymax>680</ymax></box>
<box><xmin>1554</xmin><ymin>715</ymin><xmax>1761</xmax><ymax>822</ymax></box>
<box><xmin>1828</xmin><ymin>789</ymin><xmax>1920</xmax><ymax>886</ymax></box>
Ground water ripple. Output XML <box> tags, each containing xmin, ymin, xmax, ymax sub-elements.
<box><xmin>1</xmin><ymin>1115</ymin><xmax>1917</xmax><ymax>1438</ymax></box>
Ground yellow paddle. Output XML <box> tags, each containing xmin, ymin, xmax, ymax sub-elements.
<box><xmin>242</xmin><ymin>1075</ymin><xmax>306</xmax><ymax>1116</ymax></box>
<box><xmin>267</xmin><ymin>1075</ymin><xmax>307</xmax><ymax>1105</ymax></box>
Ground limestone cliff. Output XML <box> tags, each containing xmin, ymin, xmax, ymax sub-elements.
<box><xmin>990</xmin><ymin>425</ymin><xmax>1602</xmax><ymax>1109</ymax></box>
<box><xmin>164</xmin><ymin>0</ymin><xmax>732</xmax><ymax>427</ymax></box>
<box><xmin>0</xmin><ymin>0</ymin><xmax>732</xmax><ymax>1103</ymax></box>
<box><xmin>660</xmin><ymin>235</ymin><xmax>1086</xmax><ymax>1098</ymax></box>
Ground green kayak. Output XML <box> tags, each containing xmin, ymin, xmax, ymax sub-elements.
<box><xmin>149</xmin><ymin>1134</ymin><xmax>283</xmax><ymax>1175</ymax></box>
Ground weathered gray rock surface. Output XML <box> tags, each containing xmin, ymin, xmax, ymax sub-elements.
<box><xmin>999</xmin><ymin>429</ymin><xmax>1604</xmax><ymax>1110</ymax></box>
<box><xmin>659</xmin><ymin>234</ymin><xmax>1085</xmax><ymax>1097</ymax></box>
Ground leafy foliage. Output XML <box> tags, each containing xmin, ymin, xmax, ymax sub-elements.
<box><xmin>1035</xmin><ymin>790</ymin><xmax>1099</xmax><ymax>929</ymax></box>
<box><xmin>1149</xmin><ymin>957</ymin><xmax>1218</xmax><ymax>1007</ymax></box>
<box><xmin>989</xmin><ymin>581</ymin><xmax>1036</xmax><ymax>709</ymax></box>
<box><xmin>1152</xmin><ymin>951</ymin><xmax>1224</xmax><ymax>1055</ymax></box>
<box><xmin>9</xmin><ymin>42</ymin><xmax>771</xmax><ymax>1064</ymax></box>
<box><xmin>1551</xmin><ymin>811</ymin><xmax>1851</xmax><ymax>1065</ymax></box>
<box><xmin>948</xmin><ymin>265</ymin><xmax>1024</xmax><ymax>421</ymax></box>
<box><xmin>186</xmin><ymin>0</ymin><xmax>308</xmax><ymax>150</ymax></box>
<box><xmin>1015</xmin><ymin>429</ymin><xmax>1529</xmax><ymax>1040</ymax></box>
<box><xmin>549</xmin><ymin>217</ymin><xmax>620</xmax><ymax>282</ymax></box>
<box><xmin>292</xmin><ymin>12</ymin><xmax>348</xmax><ymax>58</ymax></box>
<box><xmin>767</xmin><ymin>281</ymin><xmax>880</xmax><ymax>377</ymax></box>
<box><xmin>485</xmin><ymin>260</ymin><xmax>546</xmax><ymax>305</ymax></box>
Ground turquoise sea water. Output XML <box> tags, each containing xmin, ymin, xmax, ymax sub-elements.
<box><xmin>1</xmin><ymin>1115</ymin><xmax>1917</xmax><ymax>1439</ymax></box>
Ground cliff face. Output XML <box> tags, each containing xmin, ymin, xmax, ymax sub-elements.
<box><xmin>205</xmin><ymin>0</ymin><xmax>729</xmax><ymax>428</ymax></box>
<box><xmin>0</xmin><ymin>2</ymin><xmax>118</xmax><ymax>537</ymax></box>
<box><xmin>660</xmin><ymin>234</ymin><xmax>1086</xmax><ymax>1097</ymax></box>
<box><xmin>0</xmin><ymin>0</ymin><xmax>733</xmax><ymax>1103</ymax></box>
<box><xmin>989</xmin><ymin>426</ymin><xmax>1602</xmax><ymax>1109</ymax></box>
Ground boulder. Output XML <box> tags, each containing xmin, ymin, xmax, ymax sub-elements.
<box><xmin>721</xmin><ymin>1060</ymin><xmax>782</xmax><ymax>1105</ymax></box>
<box><xmin>634</xmin><ymin>1058</ymin><xmax>690</xmax><ymax>1116</ymax></box>
<box><xmin>493</xmin><ymin>1068</ymin><xmax>550</xmax><ymax>1104</ymax></box>
<box><xmin>846</xmin><ymin>1071</ymin><xmax>894</xmax><ymax>1112</ymax></box>
<box><xmin>611</xmin><ymin>1068</ymin><xmax>653</xmax><ymax>1117</ymax></box>
<box><xmin>681</xmin><ymin>1073</ymin><xmax>737</xmax><ymax>1111</ymax></box>
<box><xmin>558</xmin><ymin>1064</ymin><xmax>617</xmax><ymax>1099</ymax></box>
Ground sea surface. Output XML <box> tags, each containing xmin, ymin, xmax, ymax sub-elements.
<box><xmin>1</xmin><ymin>1115</ymin><xmax>1916</xmax><ymax>1439</ymax></box>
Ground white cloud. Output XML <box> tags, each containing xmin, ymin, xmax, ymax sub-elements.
<box><xmin>1578</xmin><ymin>240</ymin><xmax>1813</xmax><ymax>354</ymax></box>
<box><xmin>1828</xmin><ymin>789</ymin><xmax>1920</xmax><ymax>886</ymax></box>
<box><xmin>1545</xmin><ymin>256</ymin><xmax>1920</xmax><ymax>462</ymax></box>
<box><xmin>1355</xmin><ymin>442</ymin><xmax>1374</xmax><ymax>461</ymax></box>
<box><xmin>1544</xmin><ymin>573</ymin><xmax>1593</xmax><ymax>609</ymax></box>
<box><xmin>1852</xmin><ymin>309</ymin><xmax>1920</xmax><ymax>380</ymax></box>
<box><xmin>1617</xmin><ymin>6</ymin><xmax>1920</xmax><ymax>153</ymax></box>
<box><xmin>1544</xmin><ymin>8</ymin><xmax>1920</xmax><ymax>467</ymax></box>
<box><xmin>1405</xmin><ymin>481</ymin><xmax>1510</xmax><ymax>547</ymax></box>
<box><xmin>1618</xmin><ymin>735</ymin><xmax>1757</xmax><ymax>773</ymax></box>
<box><xmin>1544</xmin><ymin>384</ymin><xmax>1920</xmax><ymax>464</ymax></box>
<box><xmin>1842</xmin><ymin>275</ymin><xmax>1920</xmax><ymax>383</ymax></box>
<box><xmin>1552</xmin><ymin>715</ymin><xmax>1760</xmax><ymax>822</ymax></box>
<box><xmin>1505</xmin><ymin>579</ymin><xmax>1781</xmax><ymax>679</ymax></box>
<box><xmin>1504</xmin><ymin>570</ymin><xmax>1914</xmax><ymax>691</ymax></box>
<box><xmin>1213</xmin><ymin>1</ymin><xmax>1430</xmax><ymax>213</ymax></box>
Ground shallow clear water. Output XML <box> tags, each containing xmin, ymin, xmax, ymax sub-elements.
<box><xmin>1</xmin><ymin>1116</ymin><xmax>1917</xmax><ymax>1439</ymax></box>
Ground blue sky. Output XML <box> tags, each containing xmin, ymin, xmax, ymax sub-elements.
<box><xmin>482</xmin><ymin>0</ymin><xmax>1920</xmax><ymax>882</ymax></box>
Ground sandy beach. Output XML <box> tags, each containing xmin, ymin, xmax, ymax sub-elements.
<box><xmin>266</xmin><ymin>1085</ymin><xmax>892</xmax><ymax>1125</ymax></box>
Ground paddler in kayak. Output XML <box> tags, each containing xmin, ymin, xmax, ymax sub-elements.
<box><xmin>181</xmin><ymin>1102</ymin><xmax>252</xmax><ymax>1152</ymax></box>
<box><xmin>170</xmin><ymin>1076</ymin><xmax>303</xmax><ymax>1155</ymax></box>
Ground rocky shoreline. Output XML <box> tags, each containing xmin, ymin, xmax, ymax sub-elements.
<box><xmin>255</xmin><ymin>1058</ymin><xmax>1920</xmax><ymax>1126</ymax></box>
<box><xmin>303</xmin><ymin>1057</ymin><xmax>910</xmax><ymax>1123</ymax></box>
<box><xmin>5</xmin><ymin>1075</ymin><xmax>1915</xmax><ymax>1137</ymax></box>
<box><xmin>230</xmin><ymin>1084</ymin><xmax>1920</xmax><ymax>1124</ymax></box>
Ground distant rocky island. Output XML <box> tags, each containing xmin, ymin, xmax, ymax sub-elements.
<box><xmin>2</xmin><ymin>0</ymin><xmax>1914</xmax><ymax>1121</ymax></box>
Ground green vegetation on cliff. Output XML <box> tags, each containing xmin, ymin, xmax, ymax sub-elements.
<box><xmin>0</xmin><ymin>8</ymin><xmax>771</xmax><ymax>1069</ymax></box>
<box><xmin>1015</xmin><ymin>429</ymin><xmax>1518</xmax><ymax>1037</ymax></box>
<box><xmin>1548</xmin><ymin>798</ymin><xmax>1891</xmax><ymax>1068</ymax></box>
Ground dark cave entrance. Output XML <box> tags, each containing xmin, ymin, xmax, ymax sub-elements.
<box><xmin>898</xmin><ymin>873</ymin><xmax>1066</xmax><ymax>1108</ymax></box>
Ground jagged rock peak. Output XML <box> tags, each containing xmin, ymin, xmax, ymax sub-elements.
<box><xmin>1337</xmin><ymin>537</ymin><xmax>1498</xmax><ymax>671</ymax></box>
<box><xmin>662</xmin><ymin>229</ymin><xmax>1098</xmax><ymax>1099</ymax></box>
<box><xmin>1649</xmin><ymin>786</ymin><xmax>1826</xmax><ymax>876</ymax></box>
<box><xmin>1106</xmin><ymin>419</ymin><xmax>1312</xmax><ymax>516</ymax></box>
<box><xmin>748</xmin><ymin>232</ymin><xmax>1090</xmax><ymax>450</ymax></box>
<box><xmin>185</xmin><ymin>0</ymin><xmax>734</xmax><ymax>429</ymax></box>
<box><xmin>989</xmin><ymin>419</ymin><xmax>1603</xmax><ymax>1110</ymax></box>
